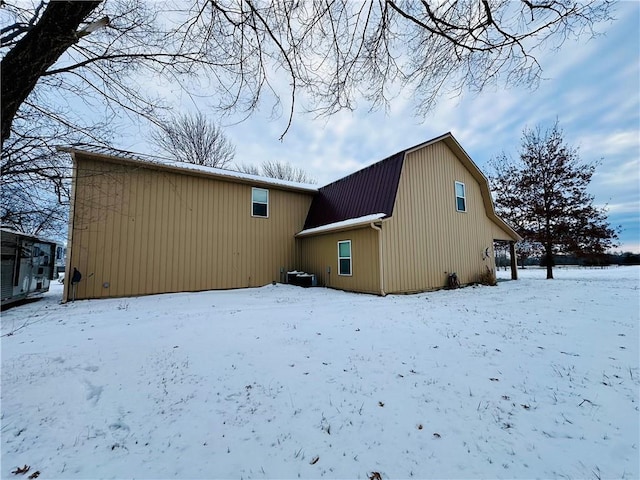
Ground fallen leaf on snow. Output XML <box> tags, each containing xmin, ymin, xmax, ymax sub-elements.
<box><xmin>11</xmin><ymin>465</ymin><xmax>29</xmax><ymax>475</ymax></box>
<box><xmin>369</xmin><ymin>472</ymin><xmax>382</xmax><ymax>480</ymax></box>
<box><xmin>28</xmin><ymin>472</ymin><xmax>40</xmax><ymax>479</ymax></box>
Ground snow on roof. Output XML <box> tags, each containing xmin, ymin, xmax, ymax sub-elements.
<box><xmin>295</xmin><ymin>213</ymin><xmax>386</xmax><ymax>238</ymax></box>
<box><xmin>60</xmin><ymin>145</ymin><xmax>319</xmax><ymax>193</ymax></box>
<box><xmin>155</xmin><ymin>157</ymin><xmax>319</xmax><ymax>192</ymax></box>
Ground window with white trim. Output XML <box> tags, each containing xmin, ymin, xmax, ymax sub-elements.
<box><xmin>251</xmin><ymin>187</ymin><xmax>269</xmax><ymax>218</ymax></box>
<box><xmin>455</xmin><ymin>181</ymin><xmax>466</xmax><ymax>212</ymax></box>
<box><xmin>338</xmin><ymin>240</ymin><xmax>352</xmax><ymax>276</ymax></box>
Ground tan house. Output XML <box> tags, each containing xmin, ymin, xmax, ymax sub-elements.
<box><xmin>62</xmin><ymin>133</ymin><xmax>520</xmax><ymax>301</ymax></box>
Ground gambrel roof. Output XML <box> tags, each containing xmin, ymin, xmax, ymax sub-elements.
<box><xmin>303</xmin><ymin>151</ymin><xmax>404</xmax><ymax>229</ymax></box>
<box><xmin>303</xmin><ymin>132</ymin><xmax>521</xmax><ymax>241</ymax></box>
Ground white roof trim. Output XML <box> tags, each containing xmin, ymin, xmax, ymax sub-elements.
<box><xmin>296</xmin><ymin>213</ymin><xmax>386</xmax><ymax>238</ymax></box>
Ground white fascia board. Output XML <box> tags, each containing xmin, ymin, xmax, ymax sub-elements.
<box><xmin>295</xmin><ymin>213</ymin><xmax>387</xmax><ymax>238</ymax></box>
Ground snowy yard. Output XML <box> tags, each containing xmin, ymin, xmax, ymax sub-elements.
<box><xmin>2</xmin><ymin>266</ymin><xmax>638</xmax><ymax>479</ymax></box>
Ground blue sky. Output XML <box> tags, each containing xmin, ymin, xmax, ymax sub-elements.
<box><xmin>120</xmin><ymin>2</ymin><xmax>639</xmax><ymax>253</ymax></box>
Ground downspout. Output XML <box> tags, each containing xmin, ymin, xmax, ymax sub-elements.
<box><xmin>370</xmin><ymin>222</ymin><xmax>386</xmax><ymax>296</ymax></box>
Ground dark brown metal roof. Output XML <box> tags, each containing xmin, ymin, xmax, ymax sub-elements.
<box><xmin>303</xmin><ymin>151</ymin><xmax>405</xmax><ymax>229</ymax></box>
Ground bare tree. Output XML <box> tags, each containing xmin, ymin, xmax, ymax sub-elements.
<box><xmin>512</xmin><ymin>240</ymin><xmax>544</xmax><ymax>268</ymax></box>
<box><xmin>1</xmin><ymin>183</ymin><xmax>68</xmax><ymax>239</ymax></box>
<box><xmin>151</xmin><ymin>113</ymin><xmax>235</xmax><ymax>168</ymax></box>
<box><xmin>1</xmin><ymin>1</ymin><xmax>102</xmax><ymax>144</ymax></box>
<box><xmin>2</xmin><ymin>0</ymin><xmax>615</xmax><ymax>146</ymax></box>
<box><xmin>0</xmin><ymin>99</ymin><xmax>116</xmax><ymax>239</ymax></box>
<box><xmin>237</xmin><ymin>160</ymin><xmax>316</xmax><ymax>183</ymax></box>
<box><xmin>260</xmin><ymin>160</ymin><xmax>317</xmax><ymax>184</ymax></box>
<box><xmin>235</xmin><ymin>163</ymin><xmax>261</xmax><ymax>176</ymax></box>
<box><xmin>490</xmin><ymin>122</ymin><xmax>618</xmax><ymax>279</ymax></box>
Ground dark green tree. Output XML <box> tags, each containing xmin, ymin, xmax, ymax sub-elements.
<box><xmin>490</xmin><ymin>122</ymin><xmax>618</xmax><ymax>279</ymax></box>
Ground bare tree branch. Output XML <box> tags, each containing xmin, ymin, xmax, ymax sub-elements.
<box><xmin>1</xmin><ymin>1</ymin><xmax>102</xmax><ymax>145</ymax></box>
<box><xmin>0</xmin><ymin>0</ymin><xmax>46</xmax><ymax>46</ymax></box>
<box><xmin>237</xmin><ymin>159</ymin><xmax>316</xmax><ymax>184</ymax></box>
<box><xmin>151</xmin><ymin>112</ymin><xmax>236</xmax><ymax>168</ymax></box>
<box><xmin>2</xmin><ymin>0</ymin><xmax>616</xmax><ymax>147</ymax></box>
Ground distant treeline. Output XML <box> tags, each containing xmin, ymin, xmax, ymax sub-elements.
<box><xmin>496</xmin><ymin>252</ymin><xmax>640</xmax><ymax>268</ymax></box>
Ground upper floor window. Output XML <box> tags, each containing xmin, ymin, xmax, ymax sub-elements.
<box><xmin>252</xmin><ymin>187</ymin><xmax>269</xmax><ymax>218</ymax></box>
<box><xmin>455</xmin><ymin>181</ymin><xmax>466</xmax><ymax>212</ymax></box>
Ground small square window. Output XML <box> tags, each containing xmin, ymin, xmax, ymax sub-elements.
<box><xmin>455</xmin><ymin>181</ymin><xmax>466</xmax><ymax>212</ymax></box>
<box><xmin>338</xmin><ymin>240</ymin><xmax>352</xmax><ymax>276</ymax></box>
<box><xmin>252</xmin><ymin>187</ymin><xmax>269</xmax><ymax>218</ymax></box>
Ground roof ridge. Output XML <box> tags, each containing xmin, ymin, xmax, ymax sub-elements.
<box><xmin>318</xmin><ymin>131</ymin><xmax>454</xmax><ymax>189</ymax></box>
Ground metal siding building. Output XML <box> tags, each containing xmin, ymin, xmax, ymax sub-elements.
<box><xmin>382</xmin><ymin>140</ymin><xmax>510</xmax><ymax>293</ymax></box>
<box><xmin>64</xmin><ymin>151</ymin><xmax>314</xmax><ymax>301</ymax></box>
<box><xmin>298</xmin><ymin>226</ymin><xmax>381</xmax><ymax>295</ymax></box>
<box><xmin>297</xmin><ymin>133</ymin><xmax>520</xmax><ymax>295</ymax></box>
<box><xmin>63</xmin><ymin>133</ymin><xmax>520</xmax><ymax>301</ymax></box>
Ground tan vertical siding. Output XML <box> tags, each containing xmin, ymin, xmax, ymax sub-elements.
<box><xmin>490</xmin><ymin>220</ymin><xmax>516</xmax><ymax>241</ymax></box>
<box><xmin>383</xmin><ymin>143</ymin><xmax>499</xmax><ymax>293</ymax></box>
<box><xmin>298</xmin><ymin>227</ymin><xmax>380</xmax><ymax>294</ymax></box>
<box><xmin>67</xmin><ymin>156</ymin><xmax>313</xmax><ymax>300</ymax></box>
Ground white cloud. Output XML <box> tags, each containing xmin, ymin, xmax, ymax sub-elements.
<box><xmin>579</xmin><ymin>132</ymin><xmax>640</xmax><ymax>161</ymax></box>
<box><xmin>605</xmin><ymin>200</ymin><xmax>640</xmax><ymax>214</ymax></box>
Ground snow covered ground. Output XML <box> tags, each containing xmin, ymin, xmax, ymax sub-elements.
<box><xmin>2</xmin><ymin>266</ymin><xmax>638</xmax><ymax>479</ymax></box>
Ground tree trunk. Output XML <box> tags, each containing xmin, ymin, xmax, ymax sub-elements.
<box><xmin>509</xmin><ymin>241</ymin><xmax>518</xmax><ymax>280</ymax></box>
<box><xmin>1</xmin><ymin>1</ymin><xmax>102</xmax><ymax>146</ymax></box>
<box><xmin>545</xmin><ymin>243</ymin><xmax>554</xmax><ymax>279</ymax></box>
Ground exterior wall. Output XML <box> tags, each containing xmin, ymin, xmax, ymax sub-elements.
<box><xmin>490</xmin><ymin>221</ymin><xmax>515</xmax><ymax>241</ymax></box>
<box><xmin>382</xmin><ymin>142</ymin><xmax>500</xmax><ymax>293</ymax></box>
<box><xmin>66</xmin><ymin>156</ymin><xmax>313</xmax><ymax>300</ymax></box>
<box><xmin>298</xmin><ymin>227</ymin><xmax>381</xmax><ymax>294</ymax></box>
